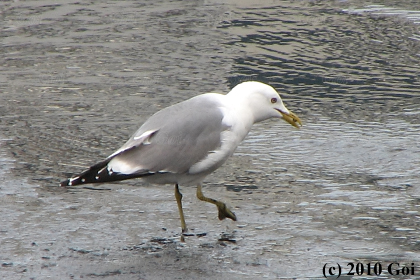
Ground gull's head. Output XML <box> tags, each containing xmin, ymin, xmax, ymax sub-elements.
<box><xmin>227</xmin><ymin>81</ymin><xmax>302</xmax><ymax>128</ymax></box>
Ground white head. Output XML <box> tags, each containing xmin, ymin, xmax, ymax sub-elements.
<box><xmin>227</xmin><ymin>81</ymin><xmax>302</xmax><ymax>127</ymax></box>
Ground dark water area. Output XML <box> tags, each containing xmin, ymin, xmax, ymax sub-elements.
<box><xmin>1</xmin><ymin>0</ymin><xmax>420</xmax><ymax>279</ymax></box>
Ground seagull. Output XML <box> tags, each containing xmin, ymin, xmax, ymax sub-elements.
<box><xmin>60</xmin><ymin>81</ymin><xmax>302</xmax><ymax>238</ymax></box>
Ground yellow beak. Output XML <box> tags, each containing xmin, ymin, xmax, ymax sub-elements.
<box><xmin>279</xmin><ymin>110</ymin><xmax>302</xmax><ymax>128</ymax></box>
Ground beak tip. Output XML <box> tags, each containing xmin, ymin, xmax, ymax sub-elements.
<box><xmin>280</xmin><ymin>110</ymin><xmax>302</xmax><ymax>128</ymax></box>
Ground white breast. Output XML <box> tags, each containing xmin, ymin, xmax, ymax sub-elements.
<box><xmin>188</xmin><ymin>97</ymin><xmax>254</xmax><ymax>175</ymax></box>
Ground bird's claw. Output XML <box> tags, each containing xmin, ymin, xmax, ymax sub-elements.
<box><xmin>217</xmin><ymin>203</ymin><xmax>237</xmax><ymax>221</ymax></box>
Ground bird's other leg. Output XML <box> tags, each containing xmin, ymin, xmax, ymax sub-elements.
<box><xmin>196</xmin><ymin>184</ymin><xmax>237</xmax><ymax>221</ymax></box>
<box><xmin>174</xmin><ymin>184</ymin><xmax>187</xmax><ymax>241</ymax></box>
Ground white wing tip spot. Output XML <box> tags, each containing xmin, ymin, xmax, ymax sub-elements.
<box><xmin>68</xmin><ymin>176</ymin><xmax>79</xmax><ymax>186</ymax></box>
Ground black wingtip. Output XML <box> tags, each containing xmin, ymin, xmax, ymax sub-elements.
<box><xmin>59</xmin><ymin>156</ymin><xmax>156</xmax><ymax>187</ymax></box>
<box><xmin>60</xmin><ymin>179</ymin><xmax>70</xmax><ymax>187</ymax></box>
<box><xmin>59</xmin><ymin>158</ymin><xmax>112</xmax><ymax>187</ymax></box>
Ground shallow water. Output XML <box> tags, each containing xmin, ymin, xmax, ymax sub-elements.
<box><xmin>1</xmin><ymin>0</ymin><xmax>420</xmax><ymax>279</ymax></box>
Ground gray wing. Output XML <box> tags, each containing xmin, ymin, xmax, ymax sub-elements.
<box><xmin>107</xmin><ymin>94</ymin><xmax>227</xmax><ymax>175</ymax></box>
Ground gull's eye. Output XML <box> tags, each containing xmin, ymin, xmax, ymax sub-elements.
<box><xmin>271</xmin><ymin>97</ymin><xmax>277</xmax><ymax>103</ymax></box>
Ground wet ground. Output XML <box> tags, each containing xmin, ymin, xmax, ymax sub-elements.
<box><xmin>1</xmin><ymin>0</ymin><xmax>420</xmax><ymax>279</ymax></box>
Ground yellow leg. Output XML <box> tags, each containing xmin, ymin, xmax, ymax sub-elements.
<box><xmin>175</xmin><ymin>184</ymin><xmax>187</xmax><ymax>241</ymax></box>
<box><xmin>196</xmin><ymin>184</ymin><xmax>237</xmax><ymax>221</ymax></box>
